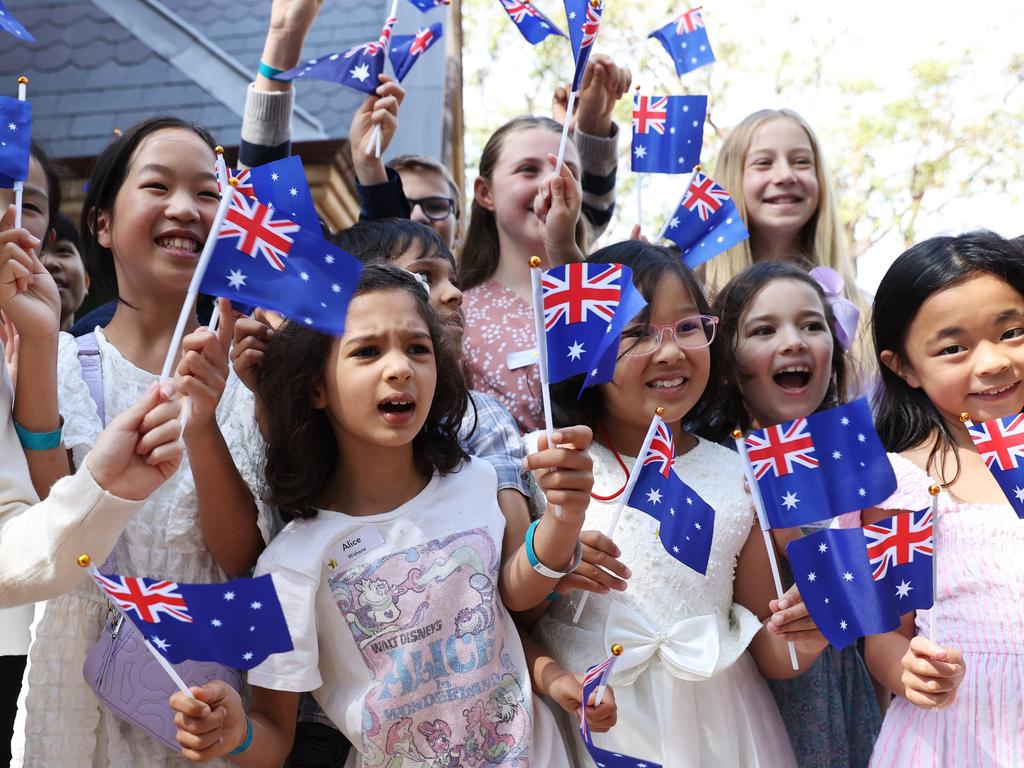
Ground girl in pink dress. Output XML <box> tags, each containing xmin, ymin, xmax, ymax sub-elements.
<box><xmin>866</xmin><ymin>231</ymin><xmax>1024</xmax><ymax>766</ymax></box>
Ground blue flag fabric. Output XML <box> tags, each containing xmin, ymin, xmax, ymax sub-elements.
<box><xmin>200</xmin><ymin>191</ymin><xmax>362</xmax><ymax>336</ymax></box>
<box><xmin>565</xmin><ymin>0</ymin><xmax>603</xmax><ymax>91</ymax></box>
<box><xmin>580</xmin><ymin>660</ymin><xmax>664</xmax><ymax>768</ymax></box>
<box><xmin>0</xmin><ymin>95</ymin><xmax>31</xmax><ymax>188</ymax></box>
<box><xmin>91</xmin><ymin>571</ymin><xmax>293</xmax><ymax>668</ymax></box>
<box><xmin>389</xmin><ymin>23</ymin><xmax>444</xmax><ymax>82</ymax></box>
<box><xmin>229</xmin><ymin>156</ymin><xmax>319</xmax><ymax>233</ymax></box>
<box><xmin>626</xmin><ymin>420</ymin><xmax>715</xmax><ymax>573</ymax></box>
<box><xmin>648</xmin><ymin>7</ymin><xmax>715</xmax><ymax>77</ymax></box>
<box><xmin>966</xmin><ymin>414</ymin><xmax>1024</xmax><ymax>519</ymax></box>
<box><xmin>744</xmin><ymin>398</ymin><xmax>897</xmax><ymax>530</ymax></box>
<box><xmin>0</xmin><ymin>1</ymin><xmax>34</xmax><ymax>43</ymax></box>
<box><xmin>404</xmin><ymin>0</ymin><xmax>449</xmax><ymax>10</ymax></box>
<box><xmin>498</xmin><ymin>0</ymin><xmax>564</xmax><ymax>45</ymax></box>
<box><xmin>661</xmin><ymin>171</ymin><xmax>749</xmax><ymax>268</ymax></box>
<box><xmin>631</xmin><ymin>94</ymin><xmax>707</xmax><ymax>174</ymax></box>
<box><xmin>787</xmin><ymin>508</ymin><xmax>934</xmax><ymax>649</ymax></box>
<box><xmin>278</xmin><ymin>15</ymin><xmax>396</xmax><ymax>94</ymax></box>
<box><xmin>541</xmin><ymin>263</ymin><xmax>645</xmax><ymax>388</ymax></box>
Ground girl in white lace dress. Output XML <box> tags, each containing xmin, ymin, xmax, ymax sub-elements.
<box><xmin>11</xmin><ymin>118</ymin><xmax>271</xmax><ymax>768</ymax></box>
<box><xmin>532</xmin><ymin>243</ymin><xmax>826</xmax><ymax>767</ymax></box>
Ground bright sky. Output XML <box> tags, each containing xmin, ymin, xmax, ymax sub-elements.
<box><xmin>462</xmin><ymin>0</ymin><xmax>1024</xmax><ymax>293</ymax></box>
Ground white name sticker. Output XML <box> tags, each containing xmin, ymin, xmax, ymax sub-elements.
<box><xmin>507</xmin><ymin>347</ymin><xmax>539</xmax><ymax>370</ymax></box>
<box><xmin>327</xmin><ymin>525</ymin><xmax>385</xmax><ymax>569</ymax></box>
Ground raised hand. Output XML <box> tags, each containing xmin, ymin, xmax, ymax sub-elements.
<box><xmin>0</xmin><ymin>204</ymin><xmax>60</xmax><ymax>341</ymax></box>
<box><xmin>349</xmin><ymin>76</ymin><xmax>407</xmax><ymax>184</ymax></box>
<box><xmin>169</xmin><ymin>682</ymin><xmax>247</xmax><ymax>763</ymax></box>
<box><xmin>551</xmin><ymin>54</ymin><xmax>632</xmax><ymax>137</ymax></box>
<box><xmin>174</xmin><ymin>299</ymin><xmax>236</xmax><ymax>437</ymax></box>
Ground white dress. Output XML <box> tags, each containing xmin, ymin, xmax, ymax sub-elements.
<box><xmin>12</xmin><ymin>329</ymin><xmax>272</xmax><ymax>768</ymax></box>
<box><xmin>531</xmin><ymin>438</ymin><xmax>797</xmax><ymax>768</ymax></box>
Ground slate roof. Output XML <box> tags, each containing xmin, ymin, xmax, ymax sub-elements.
<box><xmin>0</xmin><ymin>0</ymin><xmax>447</xmax><ymax>161</ymax></box>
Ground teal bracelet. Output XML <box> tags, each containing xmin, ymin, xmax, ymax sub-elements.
<box><xmin>258</xmin><ymin>61</ymin><xmax>287</xmax><ymax>80</ymax></box>
<box><xmin>525</xmin><ymin>519</ymin><xmax>583</xmax><ymax>579</ymax></box>
<box><xmin>228</xmin><ymin>717</ymin><xmax>253</xmax><ymax>755</ymax></box>
<box><xmin>13</xmin><ymin>419</ymin><xmax>62</xmax><ymax>451</ymax></box>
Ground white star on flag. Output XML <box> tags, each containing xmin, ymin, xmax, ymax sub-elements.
<box><xmin>325</xmin><ymin>254</ymin><xmax>335</xmax><ymax>264</ymax></box>
<box><xmin>223</xmin><ymin>591</ymin><xmax>235</xmax><ymax>601</ymax></box>
<box><xmin>567</xmin><ymin>340</ymin><xmax>585</xmax><ymax>360</ymax></box>
<box><xmin>271</xmin><ymin>172</ymin><xmax>279</xmax><ymax>181</ymax></box>
<box><xmin>300</xmin><ymin>272</ymin><xmax>310</xmax><ymax>281</ymax></box>
<box><xmin>289</xmin><ymin>187</ymin><xmax>298</xmax><ymax>197</ymax></box>
<box><xmin>227</xmin><ymin>269</ymin><xmax>247</xmax><ymax>288</ymax></box>
<box><xmin>670</xmin><ymin>126</ymin><xmax>677</xmax><ymax>134</ymax></box>
<box><xmin>1014</xmin><ymin>486</ymin><xmax>1024</xmax><ymax>503</ymax></box>
<box><xmin>646</xmin><ymin>488</ymin><xmax>662</xmax><ymax>504</ymax></box>
<box><xmin>211</xmin><ymin>618</ymin><xmax>222</xmax><ymax>627</ymax></box>
<box><xmin>833</xmin><ymin>451</ymin><xmax>842</xmax><ymax>460</ymax></box>
<box><xmin>895</xmin><ymin>580</ymin><xmax>913</xmax><ymax>598</ymax></box>
<box><xmin>694</xmin><ymin>522</ymin><xmax>701</xmax><ymax>530</ymax></box>
<box><xmin>350</xmin><ymin>64</ymin><xmax>370</xmax><ymax>82</ymax></box>
<box><xmin>152</xmin><ymin>636</ymin><xmax>170</xmax><ymax>651</ymax></box>
<box><xmin>842</xmin><ymin>571</ymin><xmax>854</xmax><ymax>582</ymax></box>
<box><xmin>686</xmin><ymin>497</ymin><xmax>693</xmax><ymax>505</ymax></box>
<box><xmin>634</xmin><ymin>145</ymin><xmax>647</xmax><ymax>159</ymax></box>
<box><xmin>781</xmin><ymin>491</ymin><xmax>800</xmax><ymax>509</ymax></box>
<box><xmin>668</xmin><ymin>217</ymin><xmax>680</xmax><ymax>229</ymax></box>
<box><xmin>839</xmin><ymin>619</ymin><xmax>848</xmax><ymax>630</ymax></box>
<box><xmin>7</xmin><ymin>122</ymin><xmax>16</xmax><ymax>131</ymax></box>
<box><xmin>251</xmin><ymin>601</ymin><xmax>262</xmax><ymax>610</ymax></box>
<box><xmin>818</xmin><ymin>542</ymin><xmax>829</xmax><ymax>553</ymax></box>
<box><xmin>840</xmin><ymin>416</ymin><xmax>850</xmax><ymax>425</ymax></box>
<box><xmin>858</xmin><ymin>487</ymin><xmax>866</xmax><ymax>497</ymax></box>
<box><xmin>857</xmin><ymin>433</ymin><xmax>866</xmax><ymax>443</ymax></box>
<box><xmin>243</xmin><ymin>652</ymin><xmax>253</xmax><ymax>661</ymax></box>
<box><xmin>807</xmin><ymin>572</ymin><xmax>816</xmax><ymax>582</ymax></box>
<box><xmin>331</xmin><ymin>283</ymin><xmax>341</xmax><ymax>293</ymax></box>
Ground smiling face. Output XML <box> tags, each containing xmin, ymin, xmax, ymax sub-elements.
<box><xmin>601</xmin><ymin>272</ymin><xmax>711</xmax><ymax>449</ymax></box>
<box><xmin>316</xmin><ymin>289</ymin><xmax>438</xmax><ymax>455</ymax></box>
<box><xmin>391</xmin><ymin>243</ymin><xmax>464</xmax><ymax>349</ymax></box>
<box><xmin>0</xmin><ymin>155</ymin><xmax>49</xmax><ymax>243</ymax></box>
<box><xmin>742</xmin><ymin>117</ymin><xmax>820</xmax><ymax>250</ymax></box>
<box><xmin>94</xmin><ymin>127</ymin><xmax>219</xmax><ymax>301</ymax></box>
<box><xmin>884</xmin><ymin>273</ymin><xmax>1024</xmax><ymax>428</ymax></box>
<box><xmin>733</xmin><ymin>278</ymin><xmax>835</xmax><ymax>427</ymax></box>
<box><xmin>42</xmin><ymin>236</ymin><xmax>89</xmax><ymax>328</ymax></box>
<box><xmin>474</xmin><ymin>126</ymin><xmax>580</xmax><ymax>258</ymax></box>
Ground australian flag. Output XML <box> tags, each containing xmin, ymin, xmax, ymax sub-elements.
<box><xmin>277</xmin><ymin>15</ymin><xmax>396</xmax><ymax>94</ymax></box>
<box><xmin>498</xmin><ymin>0</ymin><xmax>564</xmax><ymax>45</ymax></box>
<box><xmin>542</xmin><ymin>263</ymin><xmax>645</xmax><ymax>388</ymax></box>
<box><xmin>626</xmin><ymin>420</ymin><xmax>715</xmax><ymax>573</ymax></box>
<box><xmin>565</xmin><ymin>0</ymin><xmax>602</xmax><ymax>91</ymax></box>
<box><xmin>0</xmin><ymin>1</ymin><xmax>34</xmax><ymax>43</ymax></box>
<box><xmin>966</xmin><ymin>414</ymin><xmax>1024</xmax><ymax>518</ymax></box>
<box><xmin>580</xmin><ymin>660</ymin><xmax>663</xmax><ymax>768</ymax></box>
<box><xmin>389</xmin><ymin>23</ymin><xmax>444</xmax><ymax>82</ymax></box>
<box><xmin>200</xmin><ymin>190</ymin><xmax>362</xmax><ymax>335</ymax></box>
<box><xmin>228</xmin><ymin>156</ymin><xmax>319</xmax><ymax>233</ymax></box>
<box><xmin>0</xmin><ymin>95</ymin><xmax>30</xmax><ymax>188</ymax></box>
<box><xmin>631</xmin><ymin>94</ymin><xmax>706</xmax><ymax>174</ymax></box>
<box><xmin>91</xmin><ymin>571</ymin><xmax>293</xmax><ymax>668</ymax></box>
<box><xmin>787</xmin><ymin>508</ymin><xmax>934</xmax><ymax>649</ymax></box>
<box><xmin>744</xmin><ymin>398</ymin><xmax>897</xmax><ymax>530</ymax></box>
<box><xmin>661</xmin><ymin>171</ymin><xmax>749</xmax><ymax>268</ymax></box>
<box><xmin>649</xmin><ymin>7</ymin><xmax>715</xmax><ymax>77</ymax></box>
<box><xmin>404</xmin><ymin>0</ymin><xmax>449</xmax><ymax>10</ymax></box>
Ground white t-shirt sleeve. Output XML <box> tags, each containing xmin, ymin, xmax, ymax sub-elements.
<box><xmin>248</xmin><ymin>565</ymin><xmax>323</xmax><ymax>693</ymax></box>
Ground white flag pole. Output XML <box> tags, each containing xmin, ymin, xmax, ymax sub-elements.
<box><xmin>13</xmin><ymin>76</ymin><xmax>28</xmax><ymax>229</ymax></box>
<box><xmin>364</xmin><ymin>0</ymin><xmax>400</xmax><ymax>158</ymax></box>
<box><xmin>926</xmin><ymin>481</ymin><xmax>940</xmax><ymax>643</ymax></box>
<box><xmin>528</xmin><ymin>256</ymin><xmax>562</xmax><ymax>519</ymax></box>
<box><xmin>593</xmin><ymin>642</ymin><xmax>623</xmax><ymax>706</ymax></box>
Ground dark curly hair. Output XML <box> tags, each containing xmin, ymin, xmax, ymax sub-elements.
<box><xmin>256</xmin><ymin>265</ymin><xmax>468</xmax><ymax>520</ymax></box>
<box><xmin>695</xmin><ymin>261</ymin><xmax>848</xmax><ymax>442</ymax></box>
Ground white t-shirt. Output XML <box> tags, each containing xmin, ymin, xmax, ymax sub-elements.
<box><xmin>250</xmin><ymin>457</ymin><xmax>570</xmax><ymax>768</ymax></box>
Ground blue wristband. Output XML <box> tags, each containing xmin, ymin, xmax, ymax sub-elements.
<box><xmin>13</xmin><ymin>419</ymin><xmax>62</xmax><ymax>451</ymax></box>
<box><xmin>228</xmin><ymin>717</ymin><xmax>253</xmax><ymax>755</ymax></box>
<box><xmin>525</xmin><ymin>519</ymin><xmax>582</xmax><ymax>579</ymax></box>
<box><xmin>258</xmin><ymin>61</ymin><xmax>287</xmax><ymax>80</ymax></box>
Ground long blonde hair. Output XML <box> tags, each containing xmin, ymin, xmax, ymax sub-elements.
<box><xmin>707</xmin><ymin>109</ymin><xmax>873</xmax><ymax>392</ymax></box>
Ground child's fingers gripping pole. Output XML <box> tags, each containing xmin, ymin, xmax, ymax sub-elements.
<box><xmin>529</xmin><ymin>256</ymin><xmax>561</xmax><ymax>519</ymax></box>
<box><xmin>573</xmin><ymin>409</ymin><xmax>665</xmax><ymax>624</ymax></box>
<box><xmin>553</xmin><ymin>89</ymin><xmax>577</xmax><ymax>175</ymax></box>
<box><xmin>733</xmin><ymin>429</ymin><xmax>799</xmax><ymax>671</ymax></box>
<box><xmin>77</xmin><ymin>554</ymin><xmax>194</xmax><ymax>698</ymax></box>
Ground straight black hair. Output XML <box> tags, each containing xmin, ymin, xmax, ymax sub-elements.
<box><xmin>331</xmin><ymin>218</ymin><xmax>455</xmax><ymax>271</ymax></box>
<box><xmin>30</xmin><ymin>141</ymin><xmax>62</xmax><ymax>240</ymax></box>
<box><xmin>873</xmin><ymin>231</ymin><xmax>1024</xmax><ymax>484</ymax></box>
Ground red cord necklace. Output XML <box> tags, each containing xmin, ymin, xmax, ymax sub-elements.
<box><xmin>591</xmin><ymin>422</ymin><xmax>631</xmax><ymax>501</ymax></box>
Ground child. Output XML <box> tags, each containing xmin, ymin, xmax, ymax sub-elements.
<box><xmin>459</xmin><ymin>116</ymin><xmax>586</xmax><ymax>432</ymax></box>
<box><xmin>7</xmin><ymin>116</ymin><xmax>270</xmax><ymax>767</ymax></box>
<box><xmin>532</xmin><ymin>241</ymin><xmax>823</xmax><ymax>767</ymax></box>
<box><xmin>42</xmin><ymin>213</ymin><xmax>89</xmax><ymax>332</ymax></box>
<box><xmin>701</xmin><ymin>261</ymin><xmax>882</xmax><ymax>767</ymax></box>
<box><xmin>865</xmin><ymin>231</ymin><xmax>1024</xmax><ymax>766</ymax></box>
<box><xmin>169</xmin><ymin>265</ymin><xmax>592</xmax><ymax>766</ymax></box>
<box><xmin>708</xmin><ymin>109</ymin><xmax>871</xmax><ymax>390</ymax></box>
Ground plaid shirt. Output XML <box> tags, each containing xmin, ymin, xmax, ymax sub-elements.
<box><xmin>460</xmin><ymin>391</ymin><xmax>530</xmax><ymax>497</ymax></box>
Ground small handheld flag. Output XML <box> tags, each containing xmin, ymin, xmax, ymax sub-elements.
<box><xmin>389</xmin><ymin>23</ymin><xmax>444</xmax><ymax>82</ymax></box>
<box><xmin>564</xmin><ymin>0</ymin><xmax>603</xmax><ymax>92</ymax></box>
<box><xmin>498</xmin><ymin>0</ymin><xmax>564</xmax><ymax>45</ymax></box>
<box><xmin>277</xmin><ymin>14</ymin><xmax>397</xmax><ymax>94</ymax></box>
<box><xmin>404</xmin><ymin>0</ymin><xmax>449</xmax><ymax>10</ymax></box>
<box><xmin>742</xmin><ymin>398</ymin><xmax>897</xmax><ymax>530</ymax></box>
<box><xmin>228</xmin><ymin>155</ymin><xmax>319</xmax><ymax>233</ymax></box>
<box><xmin>964</xmin><ymin>412</ymin><xmax>1024</xmax><ymax>518</ymax></box>
<box><xmin>659</xmin><ymin>169</ymin><xmax>749</xmax><ymax>268</ymax></box>
<box><xmin>631</xmin><ymin>94</ymin><xmax>707</xmax><ymax>174</ymax></box>
<box><xmin>0</xmin><ymin>1</ymin><xmax>34</xmax><ymax>43</ymax></box>
<box><xmin>648</xmin><ymin>6</ymin><xmax>715</xmax><ymax>77</ymax></box>
<box><xmin>0</xmin><ymin>93</ymin><xmax>30</xmax><ymax>190</ymax></box>
<box><xmin>787</xmin><ymin>507</ymin><xmax>934</xmax><ymax>650</ymax></box>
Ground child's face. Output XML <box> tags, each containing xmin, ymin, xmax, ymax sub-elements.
<box><xmin>0</xmin><ymin>155</ymin><xmax>49</xmax><ymax>243</ymax></box>
<box><xmin>42</xmin><ymin>237</ymin><xmax>89</xmax><ymax>328</ymax></box>
<box><xmin>733</xmin><ymin>278</ymin><xmax>834</xmax><ymax>428</ymax></box>
<box><xmin>741</xmin><ymin>117</ymin><xmax>819</xmax><ymax>245</ymax></box>
<box><xmin>475</xmin><ymin>127</ymin><xmax>581</xmax><ymax>256</ymax></box>
<box><xmin>317</xmin><ymin>289</ymin><xmax>437</xmax><ymax>453</ymax></box>
<box><xmin>95</xmin><ymin>128</ymin><xmax>219</xmax><ymax>297</ymax></box>
<box><xmin>391</xmin><ymin>244</ymin><xmax>464</xmax><ymax>348</ymax></box>
<box><xmin>399</xmin><ymin>168</ymin><xmax>458</xmax><ymax>249</ymax></box>
<box><xmin>885</xmin><ymin>273</ymin><xmax>1024</xmax><ymax>427</ymax></box>
<box><xmin>601</xmin><ymin>273</ymin><xmax>711</xmax><ymax>433</ymax></box>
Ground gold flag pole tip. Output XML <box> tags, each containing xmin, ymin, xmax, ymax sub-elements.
<box><xmin>16</xmin><ymin>76</ymin><xmax>28</xmax><ymax>85</ymax></box>
<box><xmin>215</xmin><ymin>145</ymin><xmax>224</xmax><ymax>155</ymax></box>
<box><xmin>959</xmin><ymin>412</ymin><xmax>971</xmax><ymax>423</ymax></box>
<box><xmin>731</xmin><ymin>429</ymin><xmax>743</xmax><ymax>440</ymax></box>
<box><xmin>77</xmin><ymin>554</ymin><xmax>92</xmax><ymax>568</ymax></box>
<box><xmin>928</xmin><ymin>484</ymin><xmax>941</xmax><ymax>497</ymax></box>
<box><xmin>529</xmin><ymin>256</ymin><xmax>542</xmax><ymax>268</ymax></box>
<box><xmin>228</xmin><ymin>177</ymin><xmax>240</xmax><ymax>187</ymax></box>
<box><xmin>610</xmin><ymin>643</ymin><xmax>623</xmax><ymax>656</ymax></box>
<box><xmin>655</xmin><ymin>406</ymin><xmax>665</xmax><ymax>417</ymax></box>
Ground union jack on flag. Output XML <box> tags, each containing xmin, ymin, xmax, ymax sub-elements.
<box><xmin>967</xmin><ymin>414</ymin><xmax>1024</xmax><ymax>516</ymax></box>
<box><xmin>91</xmin><ymin>572</ymin><xmax>193</xmax><ymax>624</ymax></box>
<box><xmin>632</xmin><ymin>95</ymin><xmax>669</xmax><ymax>135</ymax></box>
<box><xmin>674</xmin><ymin>6</ymin><xmax>705</xmax><ymax>34</ymax></box>
<box><xmin>499</xmin><ymin>0</ymin><xmax>564</xmax><ymax>44</ymax></box>
<box><xmin>648</xmin><ymin>5</ymin><xmax>715</xmax><ymax>77</ymax></box>
<box><xmin>218</xmin><ymin>191</ymin><xmax>301</xmax><ymax>272</ymax></box>
<box><xmin>389</xmin><ymin>22</ymin><xmax>444</xmax><ymax>82</ymax></box>
<box><xmin>227</xmin><ymin>168</ymin><xmax>254</xmax><ymax>197</ymax></box>
<box><xmin>682</xmin><ymin>172</ymin><xmax>730</xmax><ymax>222</ymax></box>
<box><xmin>565</xmin><ymin>0</ymin><xmax>603</xmax><ymax>90</ymax></box>
<box><xmin>580</xmin><ymin>0</ymin><xmax>601</xmax><ymax>48</ymax></box>
<box><xmin>503</xmin><ymin>0</ymin><xmax>539</xmax><ymax>24</ymax></box>
<box><xmin>579</xmin><ymin>654</ymin><xmax>615</xmax><ymax>740</ymax></box>
<box><xmin>642</xmin><ymin>421</ymin><xmax>676</xmax><ymax>478</ymax></box>
<box><xmin>745</xmin><ymin>419</ymin><xmax>819</xmax><ymax>480</ymax></box>
<box><xmin>542</xmin><ymin>262</ymin><xmax>622</xmax><ymax>330</ymax></box>
<box><xmin>345</xmin><ymin>15</ymin><xmax>396</xmax><ymax>58</ymax></box>
<box><xmin>864</xmin><ymin>508</ymin><xmax>933</xmax><ymax>581</ymax></box>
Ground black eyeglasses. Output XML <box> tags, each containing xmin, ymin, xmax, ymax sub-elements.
<box><xmin>408</xmin><ymin>196</ymin><xmax>456</xmax><ymax>221</ymax></box>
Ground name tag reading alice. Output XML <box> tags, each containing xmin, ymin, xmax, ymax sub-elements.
<box><xmin>328</xmin><ymin>525</ymin><xmax>385</xmax><ymax>569</ymax></box>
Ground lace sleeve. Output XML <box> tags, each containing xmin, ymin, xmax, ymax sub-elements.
<box><xmin>56</xmin><ymin>332</ymin><xmax>102</xmax><ymax>466</ymax></box>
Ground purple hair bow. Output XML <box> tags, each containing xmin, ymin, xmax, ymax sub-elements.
<box><xmin>809</xmin><ymin>266</ymin><xmax>860</xmax><ymax>351</ymax></box>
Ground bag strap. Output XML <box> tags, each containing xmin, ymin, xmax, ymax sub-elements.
<box><xmin>75</xmin><ymin>331</ymin><xmax>105</xmax><ymax>427</ymax></box>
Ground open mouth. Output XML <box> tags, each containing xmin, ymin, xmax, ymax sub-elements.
<box><xmin>378</xmin><ymin>395</ymin><xmax>416</xmax><ymax>425</ymax></box>
<box><xmin>970</xmin><ymin>381</ymin><xmax>1020</xmax><ymax>400</ymax></box>
<box><xmin>763</xmin><ymin>194</ymin><xmax>803</xmax><ymax>206</ymax></box>
<box><xmin>647</xmin><ymin>376</ymin><xmax>687</xmax><ymax>391</ymax></box>
<box><xmin>773</xmin><ymin>365</ymin><xmax>812</xmax><ymax>391</ymax></box>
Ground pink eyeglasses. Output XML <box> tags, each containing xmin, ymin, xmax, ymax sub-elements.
<box><xmin>625</xmin><ymin>315</ymin><xmax>719</xmax><ymax>356</ymax></box>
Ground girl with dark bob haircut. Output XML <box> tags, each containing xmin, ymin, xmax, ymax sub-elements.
<box><xmin>255</xmin><ymin>265</ymin><xmax>469</xmax><ymax>520</ymax></box>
